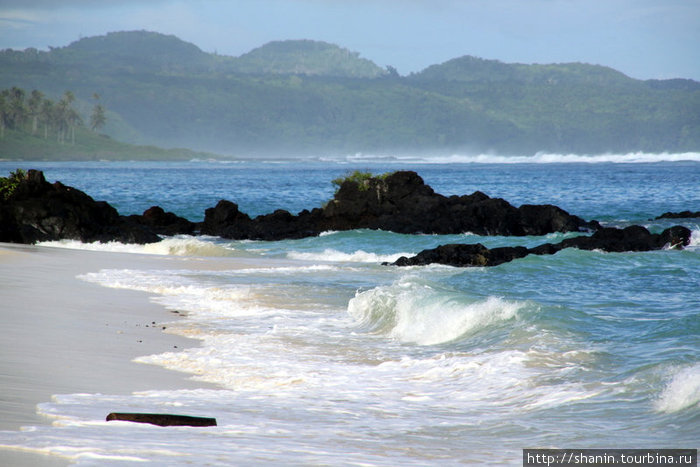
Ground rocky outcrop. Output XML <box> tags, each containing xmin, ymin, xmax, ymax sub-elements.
<box><xmin>106</xmin><ymin>412</ymin><xmax>217</xmax><ymax>427</ymax></box>
<box><xmin>655</xmin><ymin>210</ymin><xmax>700</xmax><ymax>220</ymax></box>
<box><xmin>390</xmin><ymin>225</ymin><xmax>693</xmax><ymax>267</ymax></box>
<box><xmin>200</xmin><ymin>200</ymin><xmax>322</xmax><ymax>240</ymax></box>
<box><xmin>201</xmin><ymin>171</ymin><xmax>599</xmax><ymax>240</ymax></box>
<box><xmin>128</xmin><ymin>206</ymin><xmax>195</xmax><ymax>236</ymax></box>
<box><xmin>392</xmin><ymin>243</ymin><xmax>530</xmax><ymax>268</ymax></box>
<box><xmin>4</xmin><ymin>169</ymin><xmax>690</xmax><ymax>253</ymax></box>
<box><xmin>0</xmin><ymin>170</ymin><xmax>161</xmax><ymax>244</ymax></box>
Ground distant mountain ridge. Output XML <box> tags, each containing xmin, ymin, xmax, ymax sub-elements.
<box><xmin>1</xmin><ymin>30</ymin><xmax>698</xmax><ymax>157</ymax></box>
<box><xmin>411</xmin><ymin>55</ymin><xmax>636</xmax><ymax>86</ymax></box>
<box><xmin>25</xmin><ymin>31</ymin><xmax>387</xmax><ymax>78</ymax></box>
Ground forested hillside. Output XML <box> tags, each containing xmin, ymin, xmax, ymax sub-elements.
<box><xmin>1</xmin><ymin>30</ymin><xmax>698</xmax><ymax>157</ymax></box>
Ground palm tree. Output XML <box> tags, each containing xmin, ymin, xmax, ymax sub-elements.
<box><xmin>39</xmin><ymin>99</ymin><xmax>54</xmax><ymax>139</ymax></box>
<box><xmin>67</xmin><ymin>108</ymin><xmax>82</xmax><ymax>145</ymax></box>
<box><xmin>8</xmin><ymin>87</ymin><xmax>27</xmax><ymax>130</ymax></box>
<box><xmin>90</xmin><ymin>93</ymin><xmax>107</xmax><ymax>132</ymax></box>
<box><xmin>63</xmin><ymin>90</ymin><xmax>75</xmax><ymax>106</ymax></box>
<box><xmin>27</xmin><ymin>90</ymin><xmax>44</xmax><ymax>135</ymax></box>
<box><xmin>90</xmin><ymin>104</ymin><xmax>106</xmax><ymax>132</ymax></box>
<box><xmin>54</xmin><ymin>98</ymin><xmax>68</xmax><ymax>143</ymax></box>
<box><xmin>55</xmin><ymin>91</ymin><xmax>80</xmax><ymax>144</ymax></box>
<box><xmin>0</xmin><ymin>92</ymin><xmax>7</xmax><ymax>138</ymax></box>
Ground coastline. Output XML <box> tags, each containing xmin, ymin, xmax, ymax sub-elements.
<box><xmin>0</xmin><ymin>243</ymin><xmax>219</xmax><ymax>465</ymax></box>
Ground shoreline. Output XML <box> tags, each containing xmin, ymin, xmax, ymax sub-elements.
<box><xmin>0</xmin><ymin>243</ymin><xmax>219</xmax><ymax>465</ymax></box>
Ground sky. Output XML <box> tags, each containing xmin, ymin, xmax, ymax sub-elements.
<box><xmin>0</xmin><ymin>0</ymin><xmax>699</xmax><ymax>80</ymax></box>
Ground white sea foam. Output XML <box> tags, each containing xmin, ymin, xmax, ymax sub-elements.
<box><xmin>330</xmin><ymin>151</ymin><xmax>700</xmax><ymax>164</ymax></box>
<box><xmin>689</xmin><ymin>229</ymin><xmax>700</xmax><ymax>248</ymax></box>
<box><xmin>655</xmin><ymin>364</ymin><xmax>700</xmax><ymax>413</ymax></box>
<box><xmin>287</xmin><ymin>248</ymin><xmax>412</xmax><ymax>263</ymax></box>
<box><xmin>347</xmin><ymin>276</ymin><xmax>524</xmax><ymax>345</ymax></box>
<box><xmin>39</xmin><ymin>236</ymin><xmax>237</xmax><ymax>257</ymax></box>
<box><xmin>79</xmin><ymin>268</ymin><xmax>263</xmax><ymax>318</ymax></box>
<box><xmin>38</xmin><ymin>239</ymin><xmax>149</xmax><ymax>254</ymax></box>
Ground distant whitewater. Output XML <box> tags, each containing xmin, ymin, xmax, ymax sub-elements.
<box><xmin>320</xmin><ymin>151</ymin><xmax>700</xmax><ymax>165</ymax></box>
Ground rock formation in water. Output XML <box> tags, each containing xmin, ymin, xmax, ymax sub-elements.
<box><xmin>201</xmin><ymin>170</ymin><xmax>599</xmax><ymax>240</ymax></box>
<box><xmin>127</xmin><ymin>205</ymin><xmax>196</xmax><ymax>236</ymax></box>
<box><xmin>389</xmin><ymin>225</ymin><xmax>693</xmax><ymax>267</ymax></box>
<box><xmin>1</xmin><ymin>168</ymin><xmax>693</xmax><ymax>266</ymax></box>
<box><xmin>0</xmin><ymin>170</ymin><xmax>160</xmax><ymax>244</ymax></box>
<box><xmin>655</xmin><ymin>210</ymin><xmax>700</xmax><ymax>220</ymax></box>
<box><xmin>0</xmin><ymin>169</ymin><xmax>193</xmax><ymax>244</ymax></box>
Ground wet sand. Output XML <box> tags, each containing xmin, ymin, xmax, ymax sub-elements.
<box><xmin>0</xmin><ymin>243</ymin><xmax>218</xmax><ymax>465</ymax></box>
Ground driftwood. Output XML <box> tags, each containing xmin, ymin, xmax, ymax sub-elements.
<box><xmin>106</xmin><ymin>412</ymin><xmax>217</xmax><ymax>427</ymax></box>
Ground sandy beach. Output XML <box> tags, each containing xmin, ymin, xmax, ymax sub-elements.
<box><xmin>0</xmin><ymin>243</ymin><xmax>218</xmax><ymax>466</ymax></box>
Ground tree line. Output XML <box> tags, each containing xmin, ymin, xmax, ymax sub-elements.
<box><xmin>0</xmin><ymin>87</ymin><xmax>106</xmax><ymax>144</ymax></box>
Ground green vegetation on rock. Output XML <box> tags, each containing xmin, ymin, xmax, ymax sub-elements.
<box><xmin>332</xmin><ymin>170</ymin><xmax>392</xmax><ymax>192</ymax></box>
<box><xmin>0</xmin><ymin>168</ymin><xmax>26</xmax><ymax>199</ymax></box>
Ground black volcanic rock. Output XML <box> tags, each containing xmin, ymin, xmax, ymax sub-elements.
<box><xmin>655</xmin><ymin>210</ymin><xmax>700</xmax><ymax>220</ymax></box>
<box><xmin>557</xmin><ymin>225</ymin><xmax>687</xmax><ymax>252</ymax></box>
<box><xmin>200</xmin><ymin>200</ymin><xmax>252</xmax><ymax>239</ymax></box>
<box><xmin>390</xmin><ymin>225</ymin><xmax>692</xmax><ymax>267</ymax></box>
<box><xmin>128</xmin><ymin>206</ymin><xmax>195</xmax><ymax>236</ymax></box>
<box><xmin>393</xmin><ymin>243</ymin><xmax>530</xmax><ymax>267</ymax></box>
<box><xmin>0</xmin><ymin>169</ymin><xmax>160</xmax><ymax>244</ymax></box>
<box><xmin>202</xmin><ymin>171</ymin><xmax>597</xmax><ymax>240</ymax></box>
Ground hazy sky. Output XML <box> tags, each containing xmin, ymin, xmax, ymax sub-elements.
<box><xmin>1</xmin><ymin>0</ymin><xmax>698</xmax><ymax>80</ymax></box>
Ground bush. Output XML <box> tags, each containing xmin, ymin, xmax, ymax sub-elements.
<box><xmin>331</xmin><ymin>170</ymin><xmax>392</xmax><ymax>192</ymax></box>
<box><xmin>0</xmin><ymin>168</ymin><xmax>26</xmax><ymax>200</ymax></box>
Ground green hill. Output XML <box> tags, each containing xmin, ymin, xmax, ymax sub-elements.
<box><xmin>232</xmin><ymin>40</ymin><xmax>387</xmax><ymax>78</ymax></box>
<box><xmin>411</xmin><ymin>55</ymin><xmax>635</xmax><ymax>85</ymax></box>
<box><xmin>48</xmin><ymin>31</ymin><xmax>216</xmax><ymax>74</ymax></box>
<box><xmin>1</xmin><ymin>30</ymin><xmax>698</xmax><ymax>158</ymax></box>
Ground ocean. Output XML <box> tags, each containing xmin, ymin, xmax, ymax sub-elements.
<box><xmin>1</xmin><ymin>153</ymin><xmax>699</xmax><ymax>465</ymax></box>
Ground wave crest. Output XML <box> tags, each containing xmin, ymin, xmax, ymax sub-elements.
<box><xmin>655</xmin><ymin>364</ymin><xmax>700</xmax><ymax>413</ymax></box>
<box><xmin>347</xmin><ymin>277</ymin><xmax>524</xmax><ymax>345</ymax></box>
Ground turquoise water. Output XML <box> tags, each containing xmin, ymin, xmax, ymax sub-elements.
<box><xmin>0</xmin><ymin>157</ymin><xmax>698</xmax><ymax>465</ymax></box>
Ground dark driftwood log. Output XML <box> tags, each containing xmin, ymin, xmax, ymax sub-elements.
<box><xmin>106</xmin><ymin>412</ymin><xmax>217</xmax><ymax>427</ymax></box>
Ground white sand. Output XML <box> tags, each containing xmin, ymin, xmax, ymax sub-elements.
<box><xmin>0</xmin><ymin>243</ymin><xmax>219</xmax><ymax>466</ymax></box>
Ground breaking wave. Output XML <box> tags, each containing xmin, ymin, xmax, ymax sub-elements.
<box><xmin>347</xmin><ymin>276</ymin><xmax>525</xmax><ymax>345</ymax></box>
<box><xmin>38</xmin><ymin>236</ymin><xmax>237</xmax><ymax>257</ymax></box>
<box><xmin>655</xmin><ymin>364</ymin><xmax>700</xmax><ymax>413</ymax></box>
<box><xmin>287</xmin><ymin>248</ymin><xmax>412</xmax><ymax>263</ymax></box>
